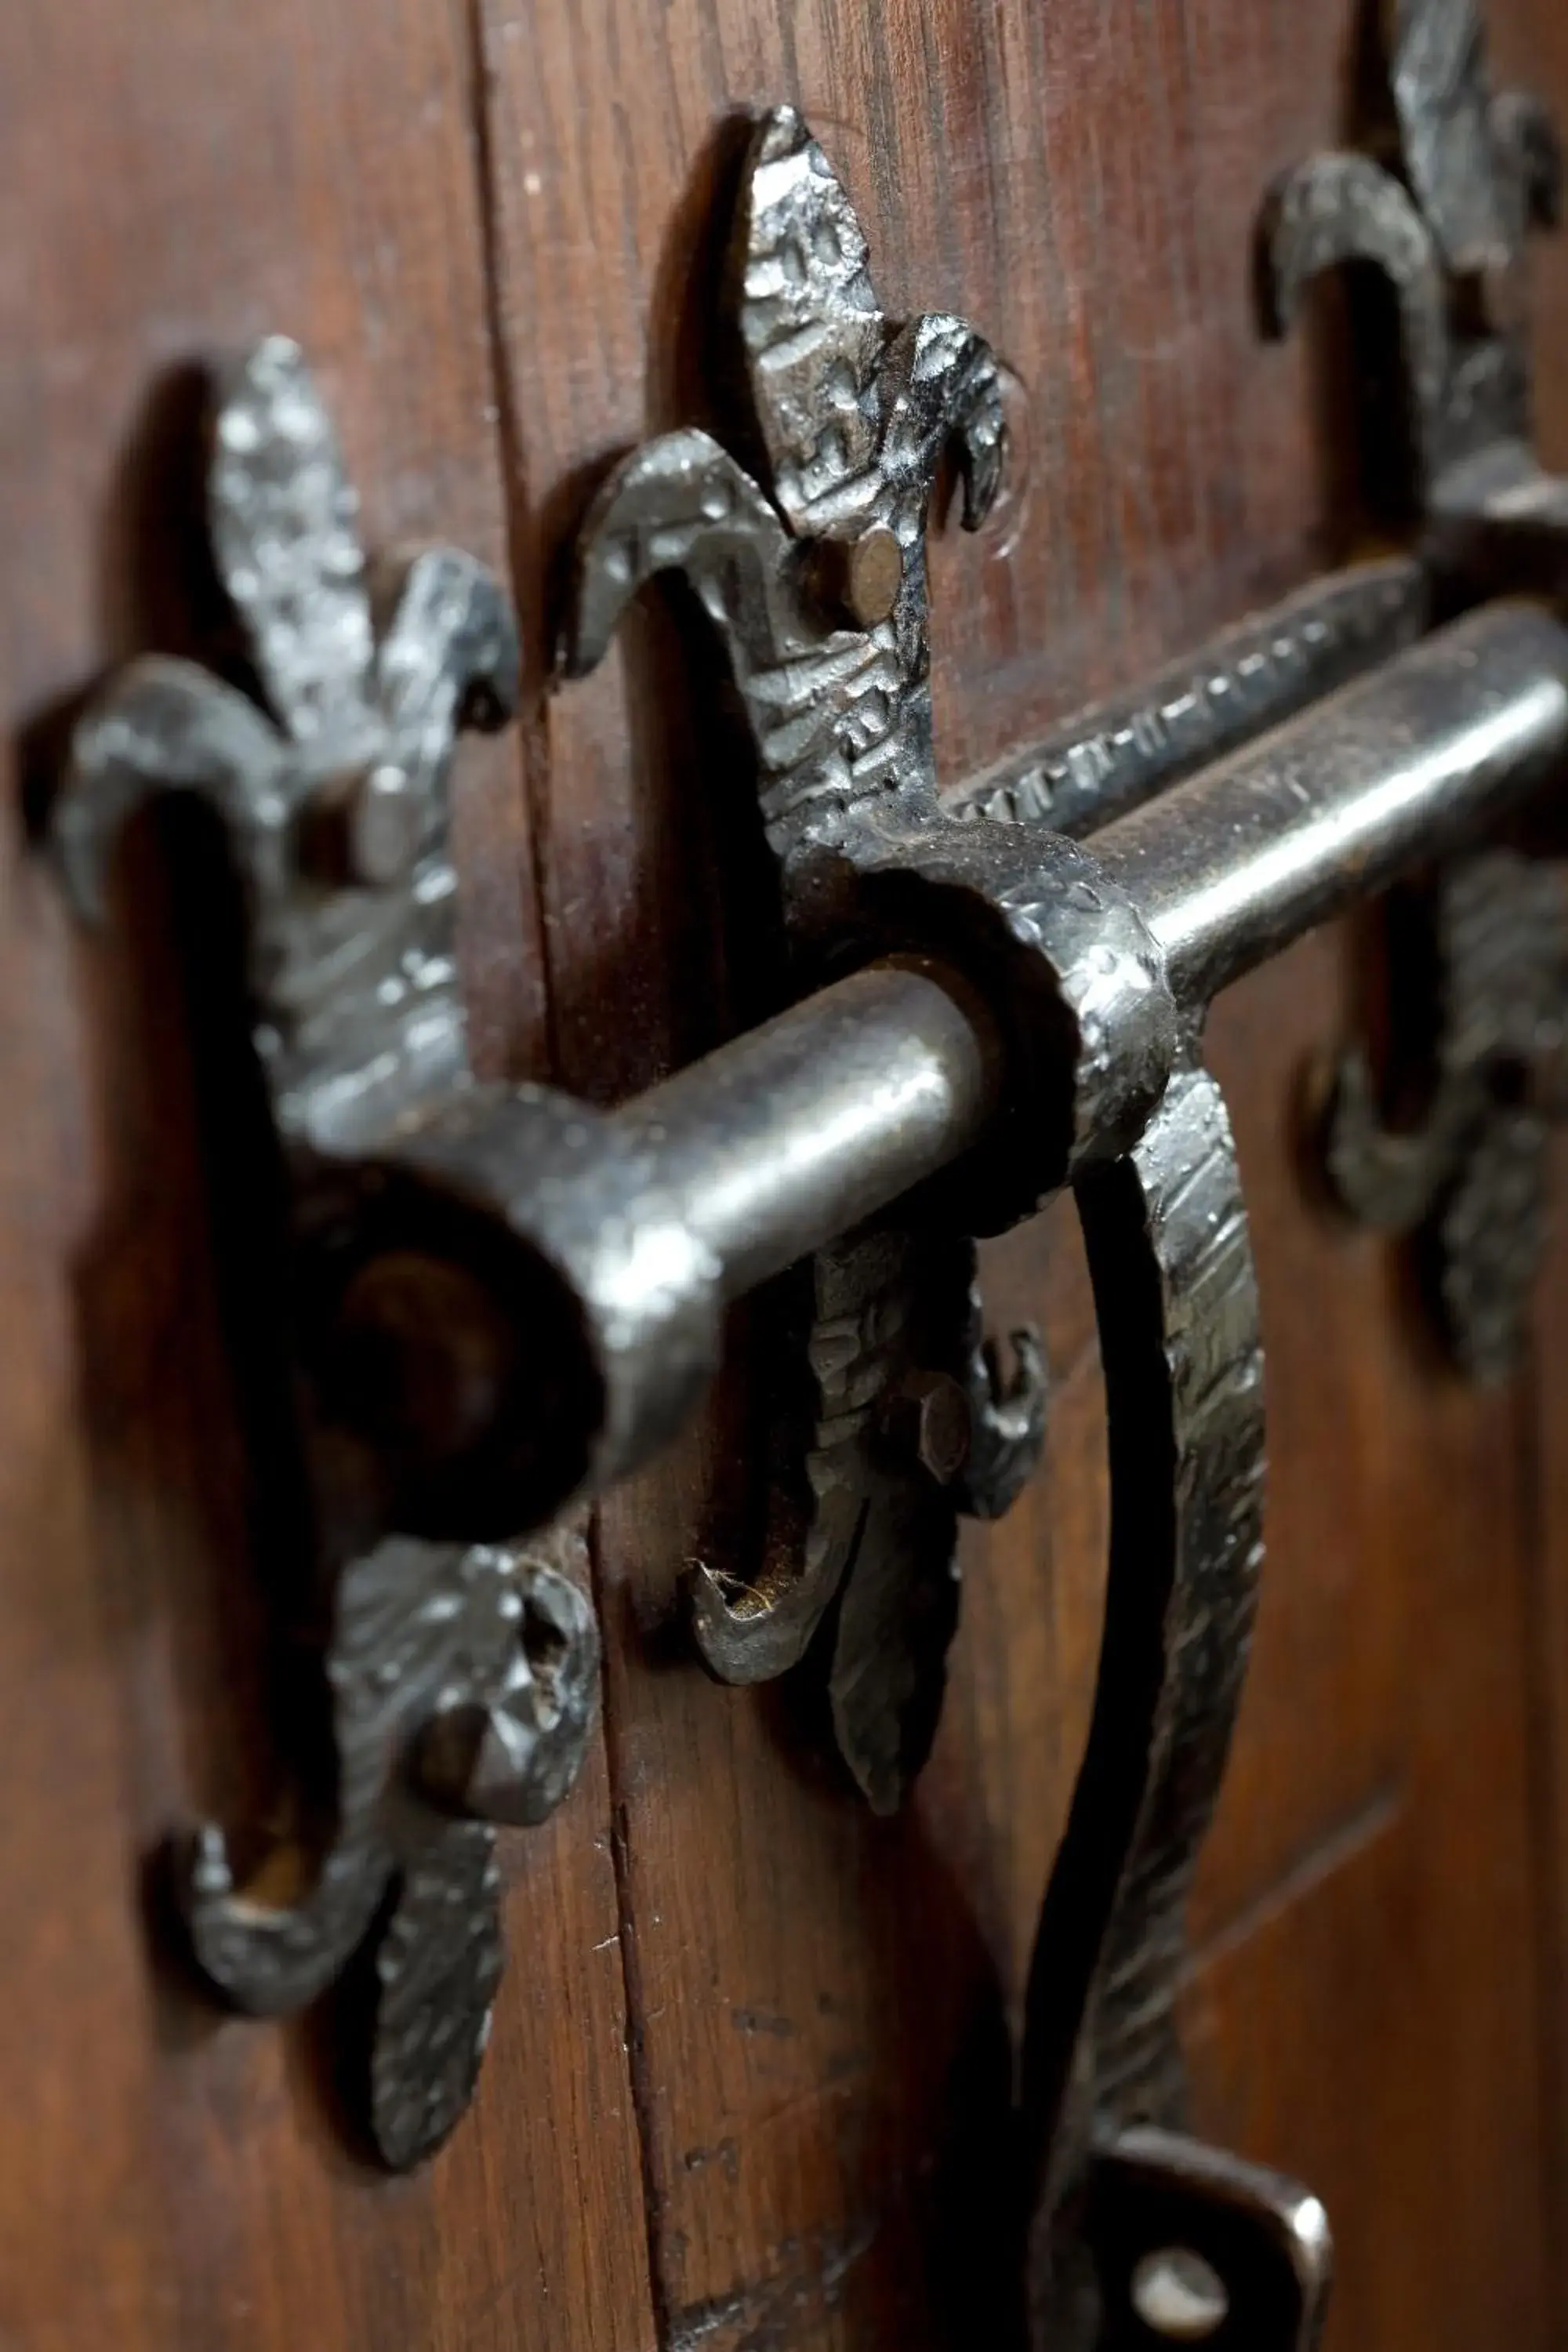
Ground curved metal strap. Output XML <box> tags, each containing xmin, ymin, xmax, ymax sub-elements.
<box><xmin>1260</xmin><ymin>151</ymin><xmax>1451</xmax><ymax>489</ymax></box>
<box><xmin>1023</xmin><ymin>1060</ymin><xmax>1265</xmax><ymax>2347</ymax></box>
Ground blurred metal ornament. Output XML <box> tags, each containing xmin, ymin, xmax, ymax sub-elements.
<box><xmin>1261</xmin><ymin>0</ymin><xmax>1568</xmax><ymax>1381</ymax></box>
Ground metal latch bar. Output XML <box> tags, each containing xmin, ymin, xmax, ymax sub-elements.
<box><xmin>379</xmin><ymin>595</ymin><xmax>1568</xmax><ymax>1541</ymax></box>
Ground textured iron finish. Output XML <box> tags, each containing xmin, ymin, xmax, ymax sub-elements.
<box><xmin>564</xmin><ymin>103</ymin><xmax>1051</xmax><ymax>1808</ymax></box>
<box><xmin>561</xmin><ymin>113</ymin><xmax>1479</xmax><ymax>1812</ymax></box>
<box><xmin>555</xmin><ymin>574</ymin><xmax>1564</xmax><ymax>2320</ymax></box>
<box><xmin>1261</xmin><ymin>0</ymin><xmax>1568</xmax><ymax>1379</ymax></box>
<box><xmin>1023</xmin><ymin>1064</ymin><xmax>1267</xmax><ymax>2350</ymax></box>
<box><xmin>947</xmin><ymin>557</ymin><xmax>1427</xmax><ymax>840</ymax></box>
<box><xmin>54</xmin><ymin>339</ymin><xmax>599</xmax><ymax>2169</ymax></box>
<box><xmin>557</xmin><ymin>53</ymin><xmax>1568</xmax><ymax>1780</ymax></box>
<box><xmin>1086</xmin><ymin>2129</ymin><xmax>1333</xmax><ymax>2351</ymax></box>
<box><xmin>183</xmin><ymin>1524</ymin><xmax>598</xmax><ymax>2165</ymax></box>
<box><xmin>1020</xmin><ymin>608</ymin><xmax>1568</xmax><ymax>2305</ymax></box>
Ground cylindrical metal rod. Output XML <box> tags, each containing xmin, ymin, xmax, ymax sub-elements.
<box><xmin>615</xmin><ymin>961</ymin><xmax>999</xmax><ymax>1298</ymax></box>
<box><xmin>365</xmin><ymin>595</ymin><xmax>1568</xmax><ymax>1527</ymax></box>
<box><xmin>1092</xmin><ymin>600</ymin><xmax>1568</xmax><ymax>1007</ymax></box>
<box><xmin>609</xmin><ymin>598</ymin><xmax>1568</xmax><ymax>1295</ymax></box>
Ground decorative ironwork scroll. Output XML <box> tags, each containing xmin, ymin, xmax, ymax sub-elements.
<box><xmin>55</xmin><ymin>339</ymin><xmax>600</xmax><ymax>2168</ymax></box>
<box><xmin>565</xmin><ymin>104</ymin><xmax>1046</xmax><ymax>1812</ymax></box>
<box><xmin>1262</xmin><ymin>0</ymin><xmax>1567</xmax><ymax>1380</ymax></box>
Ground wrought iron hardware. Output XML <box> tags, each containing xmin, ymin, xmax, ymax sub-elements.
<box><xmin>1261</xmin><ymin>0</ymin><xmax>1568</xmax><ymax>1381</ymax></box>
<box><xmin>1079</xmin><ymin>2129</ymin><xmax>1332</xmax><ymax>2351</ymax></box>
<box><xmin>53</xmin><ymin>339</ymin><xmax>603</xmax><ymax>2170</ymax></box>
<box><xmin>558</xmin><ymin>108</ymin><xmax>1432</xmax><ymax>1821</ymax></box>
<box><xmin>45</xmin><ymin>13</ymin><xmax>1567</xmax><ymax>2316</ymax></box>
<box><xmin>561</xmin><ymin>101</ymin><xmax>1043</xmax><ymax>1816</ymax></box>
<box><xmin>549</xmin><ymin>59</ymin><xmax>1565</xmax><ymax>2348</ymax></box>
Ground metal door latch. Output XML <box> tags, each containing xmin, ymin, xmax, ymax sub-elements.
<box><xmin>554</xmin><ymin>47</ymin><xmax>1562</xmax><ymax>2341</ymax></box>
<box><xmin>561</xmin><ymin>101</ymin><xmax>1051</xmax><ymax>1817</ymax></box>
<box><xmin>45</xmin><ymin>5</ymin><xmax>1568</xmax><ymax>2329</ymax></box>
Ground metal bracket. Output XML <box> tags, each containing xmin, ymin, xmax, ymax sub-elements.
<box><xmin>53</xmin><ymin>339</ymin><xmax>601</xmax><ymax>2169</ymax></box>
<box><xmin>1261</xmin><ymin>0</ymin><xmax>1568</xmax><ymax>1380</ymax></box>
<box><xmin>563</xmin><ymin>104</ymin><xmax>1047</xmax><ymax>1812</ymax></box>
<box><xmin>548</xmin><ymin>50</ymin><xmax>1568</xmax><ymax>2345</ymax></box>
<box><xmin>1077</xmin><ymin>2129</ymin><xmax>1332</xmax><ymax>2351</ymax></box>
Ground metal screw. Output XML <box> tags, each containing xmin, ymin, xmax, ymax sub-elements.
<box><xmin>1129</xmin><ymin>2246</ymin><xmax>1230</xmax><ymax>2342</ymax></box>
<box><xmin>417</xmin><ymin>1688</ymin><xmax>538</xmax><ymax>1824</ymax></box>
<box><xmin>345</xmin><ymin>761</ymin><xmax>422</xmax><ymax>885</ymax></box>
<box><xmin>300</xmin><ymin>761</ymin><xmax>423</xmax><ymax>887</ymax></box>
<box><xmin>809</xmin><ymin>523</ymin><xmax>904</xmax><ymax>630</ymax></box>
<box><xmin>882</xmin><ymin>1368</ymin><xmax>971</xmax><ymax>1485</ymax></box>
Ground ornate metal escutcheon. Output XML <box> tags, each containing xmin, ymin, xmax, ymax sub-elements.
<box><xmin>1263</xmin><ymin>0</ymin><xmax>1568</xmax><ymax>1379</ymax></box>
<box><xmin>561</xmin><ymin>104</ymin><xmax>1352</xmax><ymax>2350</ymax></box>
<box><xmin>564</xmin><ymin>103</ymin><xmax>1053</xmax><ymax>1813</ymax></box>
<box><xmin>54</xmin><ymin>339</ymin><xmax>602</xmax><ymax>2169</ymax></box>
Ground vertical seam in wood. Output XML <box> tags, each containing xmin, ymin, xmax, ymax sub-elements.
<box><xmin>454</xmin><ymin>5</ymin><xmax>668</xmax><ymax>2342</ymax></box>
<box><xmin>1513</xmin><ymin>1330</ymin><xmax>1566</xmax><ymax>2333</ymax></box>
<box><xmin>459</xmin><ymin>0</ymin><xmax>562</xmax><ymax>1083</ymax></box>
<box><xmin>607</xmin><ymin>1668</ymin><xmax>677</xmax><ymax>2348</ymax></box>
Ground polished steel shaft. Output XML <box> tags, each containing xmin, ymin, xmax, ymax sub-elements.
<box><xmin>1094</xmin><ymin>601</ymin><xmax>1568</xmax><ymax>1004</ymax></box>
<box><xmin>590</xmin><ymin>597</ymin><xmax>1568</xmax><ymax>1301</ymax></box>
<box><xmin>374</xmin><ymin>595</ymin><xmax>1568</xmax><ymax>1524</ymax></box>
<box><xmin>618</xmin><ymin>962</ymin><xmax>998</xmax><ymax>1301</ymax></box>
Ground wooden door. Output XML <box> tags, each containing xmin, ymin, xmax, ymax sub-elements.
<box><xmin>4</xmin><ymin>2</ymin><xmax>1568</xmax><ymax>2347</ymax></box>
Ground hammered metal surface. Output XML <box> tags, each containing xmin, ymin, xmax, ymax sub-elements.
<box><xmin>55</xmin><ymin>342</ymin><xmax>598</xmax><ymax>2169</ymax></box>
<box><xmin>565</xmin><ymin>105</ymin><xmax>1040</xmax><ymax>1809</ymax></box>
<box><xmin>564</xmin><ymin>107</ymin><xmax>1004</xmax><ymax>876</ymax></box>
<box><xmin>946</xmin><ymin>559</ymin><xmax>1427</xmax><ymax>840</ymax></box>
<box><xmin>1023</xmin><ymin>1063</ymin><xmax>1265</xmax><ymax>2351</ymax></box>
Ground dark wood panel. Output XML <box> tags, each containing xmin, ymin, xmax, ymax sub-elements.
<box><xmin>1185</xmin><ymin>1812</ymin><xmax>1545</xmax><ymax>2351</ymax></box>
<box><xmin>0</xmin><ymin>5</ymin><xmax>655</xmax><ymax>2348</ymax></box>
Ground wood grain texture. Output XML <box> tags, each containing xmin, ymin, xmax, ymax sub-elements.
<box><xmin>0</xmin><ymin>5</ymin><xmax>655</xmax><ymax>2349</ymax></box>
<box><xmin>1191</xmin><ymin>938</ymin><xmax>1550</xmax><ymax>2351</ymax></box>
<box><xmin>1492</xmin><ymin>0</ymin><xmax>1568</xmax><ymax>2335</ymax></box>
<box><xmin>5</xmin><ymin>0</ymin><xmax>1568</xmax><ymax>2347</ymax></box>
<box><xmin>477</xmin><ymin>1</ymin><xmax>1566</xmax><ymax>2347</ymax></box>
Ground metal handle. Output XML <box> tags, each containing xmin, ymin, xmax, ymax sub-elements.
<box><xmin>45</xmin><ymin>9</ymin><xmax>1567</xmax><ymax>2338</ymax></box>
<box><xmin>357</xmin><ymin>595</ymin><xmax>1567</xmax><ymax>1543</ymax></box>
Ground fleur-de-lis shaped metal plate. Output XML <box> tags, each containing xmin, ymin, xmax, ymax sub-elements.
<box><xmin>54</xmin><ymin>339</ymin><xmax>601</xmax><ymax>2168</ymax></box>
<box><xmin>1260</xmin><ymin>0</ymin><xmax>1568</xmax><ymax>1382</ymax></box>
<box><xmin>564</xmin><ymin>107</ymin><xmax>1046</xmax><ymax>1813</ymax></box>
